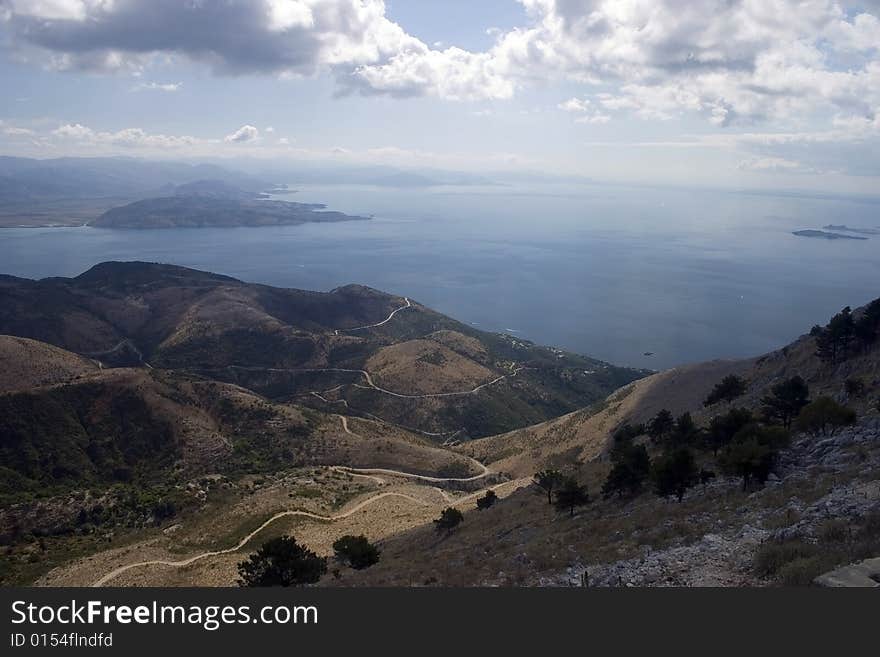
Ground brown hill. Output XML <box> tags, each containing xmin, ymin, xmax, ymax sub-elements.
<box><xmin>0</xmin><ymin>262</ymin><xmax>646</xmax><ymax>438</ymax></box>
<box><xmin>0</xmin><ymin>335</ymin><xmax>99</xmax><ymax>393</ymax></box>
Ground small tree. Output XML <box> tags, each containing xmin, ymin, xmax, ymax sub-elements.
<box><xmin>647</xmin><ymin>409</ymin><xmax>675</xmax><ymax>443</ymax></box>
<box><xmin>719</xmin><ymin>424</ymin><xmax>790</xmax><ymax>490</ymax></box>
<box><xmin>332</xmin><ymin>535</ymin><xmax>380</xmax><ymax>570</ymax></box>
<box><xmin>815</xmin><ymin>307</ymin><xmax>856</xmax><ymax>364</ymax></box>
<box><xmin>237</xmin><ymin>536</ymin><xmax>327</xmax><ymax>587</ymax></box>
<box><xmin>761</xmin><ymin>376</ymin><xmax>810</xmax><ymax>429</ymax></box>
<box><xmin>434</xmin><ymin>507</ymin><xmax>464</xmax><ymax>533</ymax></box>
<box><xmin>476</xmin><ymin>489</ymin><xmax>498</xmax><ymax>510</ymax></box>
<box><xmin>534</xmin><ymin>469</ymin><xmax>564</xmax><ymax>505</ymax></box>
<box><xmin>705</xmin><ymin>407</ymin><xmax>753</xmax><ymax>456</ymax></box>
<box><xmin>554</xmin><ymin>477</ymin><xmax>590</xmax><ymax>517</ymax></box>
<box><xmin>794</xmin><ymin>397</ymin><xmax>857</xmax><ymax>437</ymax></box>
<box><xmin>602</xmin><ymin>443</ymin><xmax>650</xmax><ymax>499</ymax></box>
<box><xmin>669</xmin><ymin>412</ymin><xmax>701</xmax><ymax>448</ymax></box>
<box><xmin>844</xmin><ymin>378</ymin><xmax>865</xmax><ymax>399</ymax></box>
<box><xmin>704</xmin><ymin>375</ymin><xmax>747</xmax><ymax>407</ymax></box>
<box><xmin>651</xmin><ymin>448</ymin><xmax>698</xmax><ymax>502</ymax></box>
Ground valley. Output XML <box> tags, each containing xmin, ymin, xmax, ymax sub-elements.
<box><xmin>0</xmin><ymin>261</ymin><xmax>877</xmax><ymax>588</ymax></box>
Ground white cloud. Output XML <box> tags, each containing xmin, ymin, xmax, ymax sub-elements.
<box><xmin>132</xmin><ymin>81</ymin><xmax>181</xmax><ymax>92</ymax></box>
<box><xmin>224</xmin><ymin>125</ymin><xmax>259</xmax><ymax>143</ymax></box>
<box><xmin>1</xmin><ymin>0</ymin><xmax>878</xmax><ymax>132</ymax></box>
<box><xmin>53</xmin><ymin>123</ymin><xmax>199</xmax><ymax>148</ymax></box>
<box><xmin>558</xmin><ymin>98</ymin><xmax>590</xmax><ymax>112</ymax></box>
<box><xmin>737</xmin><ymin>156</ymin><xmax>804</xmax><ymax>172</ymax></box>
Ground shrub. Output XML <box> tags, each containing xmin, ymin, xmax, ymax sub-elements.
<box><xmin>476</xmin><ymin>489</ymin><xmax>498</xmax><ymax>510</ymax></box>
<box><xmin>534</xmin><ymin>470</ymin><xmax>564</xmax><ymax>505</ymax></box>
<box><xmin>753</xmin><ymin>540</ymin><xmax>817</xmax><ymax>578</ymax></box>
<box><xmin>794</xmin><ymin>397</ymin><xmax>857</xmax><ymax>436</ymax></box>
<box><xmin>434</xmin><ymin>507</ymin><xmax>464</xmax><ymax>533</ymax></box>
<box><xmin>602</xmin><ymin>444</ymin><xmax>650</xmax><ymax>498</ymax></box>
<box><xmin>651</xmin><ymin>448</ymin><xmax>698</xmax><ymax>502</ymax></box>
<box><xmin>761</xmin><ymin>376</ymin><xmax>810</xmax><ymax>429</ymax></box>
<box><xmin>704</xmin><ymin>375</ymin><xmax>747</xmax><ymax>407</ymax></box>
<box><xmin>554</xmin><ymin>477</ymin><xmax>590</xmax><ymax>517</ymax></box>
<box><xmin>332</xmin><ymin>535</ymin><xmax>380</xmax><ymax>570</ymax></box>
<box><xmin>778</xmin><ymin>556</ymin><xmax>829</xmax><ymax>586</ymax></box>
<box><xmin>237</xmin><ymin>536</ymin><xmax>327</xmax><ymax>587</ymax></box>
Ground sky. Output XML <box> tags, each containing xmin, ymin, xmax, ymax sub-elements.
<box><xmin>1</xmin><ymin>0</ymin><xmax>879</xmax><ymax>193</ymax></box>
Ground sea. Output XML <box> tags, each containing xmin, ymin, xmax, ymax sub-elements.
<box><xmin>2</xmin><ymin>182</ymin><xmax>878</xmax><ymax>370</ymax></box>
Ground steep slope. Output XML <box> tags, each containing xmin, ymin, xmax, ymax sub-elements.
<box><xmin>0</xmin><ymin>262</ymin><xmax>646</xmax><ymax>438</ymax></box>
<box><xmin>0</xmin><ymin>335</ymin><xmax>99</xmax><ymax>393</ymax></box>
<box><xmin>339</xmin><ymin>299</ymin><xmax>880</xmax><ymax>587</ymax></box>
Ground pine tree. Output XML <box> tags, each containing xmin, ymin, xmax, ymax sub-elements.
<box><xmin>761</xmin><ymin>376</ymin><xmax>810</xmax><ymax>429</ymax></box>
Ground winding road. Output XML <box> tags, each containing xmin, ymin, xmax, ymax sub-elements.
<box><xmin>89</xmin><ymin>292</ymin><xmax>525</xmax><ymax>586</ymax></box>
<box><xmin>227</xmin><ymin>364</ymin><xmax>525</xmax><ymax>400</ymax></box>
<box><xmin>91</xmin><ymin>458</ymin><xmax>519</xmax><ymax>587</ymax></box>
<box><xmin>334</xmin><ymin>297</ymin><xmax>412</xmax><ymax>335</ymax></box>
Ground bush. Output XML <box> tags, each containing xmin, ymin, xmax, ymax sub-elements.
<box><xmin>554</xmin><ymin>477</ymin><xmax>590</xmax><ymax>517</ymax></box>
<box><xmin>753</xmin><ymin>540</ymin><xmax>817</xmax><ymax>578</ymax></box>
<box><xmin>476</xmin><ymin>489</ymin><xmax>498</xmax><ymax>510</ymax></box>
<box><xmin>332</xmin><ymin>535</ymin><xmax>380</xmax><ymax>570</ymax></box>
<box><xmin>602</xmin><ymin>443</ymin><xmax>650</xmax><ymax>499</ymax></box>
<box><xmin>761</xmin><ymin>376</ymin><xmax>810</xmax><ymax>429</ymax></box>
<box><xmin>434</xmin><ymin>507</ymin><xmax>464</xmax><ymax>533</ymax></box>
<box><xmin>778</xmin><ymin>556</ymin><xmax>829</xmax><ymax>586</ymax></box>
<box><xmin>651</xmin><ymin>448</ymin><xmax>698</xmax><ymax>502</ymax></box>
<box><xmin>719</xmin><ymin>423</ymin><xmax>790</xmax><ymax>490</ymax></box>
<box><xmin>704</xmin><ymin>375</ymin><xmax>747</xmax><ymax>407</ymax></box>
<box><xmin>237</xmin><ymin>536</ymin><xmax>327</xmax><ymax>587</ymax></box>
<box><xmin>794</xmin><ymin>397</ymin><xmax>857</xmax><ymax>436</ymax></box>
<box><xmin>534</xmin><ymin>470</ymin><xmax>564</xmax><ymax>505</ymax></box>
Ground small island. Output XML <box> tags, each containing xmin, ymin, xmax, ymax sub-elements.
<box><xmin>792</xmin><ymin>229</ymin><xmax>868</xmax><ymax>240</ymax></box>
<box><xmin>823</xmin><ymin>224</ymin><xmax>880</xmax><ymax>235</ymax></box>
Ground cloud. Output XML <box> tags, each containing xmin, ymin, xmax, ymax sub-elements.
<box><xmin>558</xmin><ymin>98</ymin><xmax>590</xmax><ymax>112</ymax></box>
<box><xmin>737</xmin><ymin>156</ymin><xmax>805</xmax><ymax>172</ymax></box>
<box><xmin>131</xmin><ymin>81</ymin><xmax>181</xmax><ymax>92</ymax></box>
<box><xmin>224</xmin><ymin>124</ymin><xmax>259</xmax><ymax>143</ymax></box>
<box><xmin>1</xmin><ymin>0</ymin><xmax>879</xmax><ymax>131</ymax></box>
<box><xmin>52</xmin><ymin>123</ymin><xmax>199</xmax><ymax>148</ymax></box>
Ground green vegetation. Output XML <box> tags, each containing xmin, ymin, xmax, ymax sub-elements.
<box><xmin>476</xmin><ymin>489</ymin><xmax>498</xmax><ymax>510</ymax></box>
<box><xmin>719</xmin><ymin>424</ymin><xmax>790</xmax><ymax>490</ymax></box>
<box><xmin>237</xmin><ymin>536</ymin><xmax>327</xmax><ymax>587</ymax></box>
<box><xmin>794</xmin><ymin>397</ymin><xmax>857</xmax><ymax>437</ymax></box>
<box><xmin>332</xmin><ymin>535</ymin><xmax>380</xmax><ymax>570</ymax></box>
<box><xmin>812</xmin><ymin>299</ymin><xmax>880</xmax><ymax>364</ymax></box>
<box><xmin>761</xmin><ymin>376</ymin><xmax>810</xmax><ymax>429</ymax></box>
<box><xmin>705</xmin><ymin>408</ymin><xmax>753</xmax><ymax>455</ymax></box>
<box><xmin>534</xmin><ymin>469</ymin><xmax>564</xmax><ymax>505</ymax></box>
<box><xmin>554</xmin><ymin>477</ymin><xmax>590</xmax><ymax>517</ymax></box>
<box><xmin>651</xmin><ymin>448</ymin><xmax>698</xmax><ymax>502</ymax></box>
<box><xmin>704</xmin><ymin>375</ymin><xmax>747</xmax><ymax>407</ymax></box>
<box><xmin>434</xmin><ymin>507</ymin><xmax>464</xmax><ymax>533</ymax></box>
<box><xmin>602</xmin><ymin>443</ymin><xmax>650</xmax><ymax>499</ymax></box>
<box><xmin>647</xmin><ymin>409</ymin><xmax>674</xmax><ymax>443</ymax></box>
<box><xmin>0</xmin><ymin>384</ymin><xmax>177</xmax><ymax>500</ymax></box>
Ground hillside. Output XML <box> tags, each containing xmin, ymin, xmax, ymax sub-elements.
<box><xmin>337</xmin><ymin>299</ymin><xmax>880</xmax><ymax>587</ymax></box>
<box><xmin>0</xmin><ymin>335</ymin><xmax>99</xmax><ymax>393</ymax></box>
<box><xmin>0</xmin><ymin>262</ymin><xmax>646</xmax><ymax>439</ymax></box>
<box><xmin>0</xmin><ymin>339</ymin><xmax>486</xmax><ymax>584</ymax></box>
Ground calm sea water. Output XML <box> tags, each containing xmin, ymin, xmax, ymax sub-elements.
<box><xmin>1</xmin><ymin>183</ymin><xmax>878</xmax><ymax>369</ymax></box>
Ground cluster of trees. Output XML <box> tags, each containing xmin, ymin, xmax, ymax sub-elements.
<box><xmin>237</xmin><ymin>532</ymin><xmax>384</xmax><ymax>587</ymax></box>
<box><xmin>237</xmin><ymin>536</ymin><xmax>327</xmax><ymax>587</ymax></box>
<box><xmin>812</xmin><ymin>299</ymin><xmax>880</xmax><ymax>364</ymax></box>
<box><xmin>535</xmin><ymin>470</ymin><xmax>590</xmax><ymax>517</ymax></box>
<box><xmin>596</xmin><ymin>374</ymin><xmax>857</xmax><ymax>503</ymax></box>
